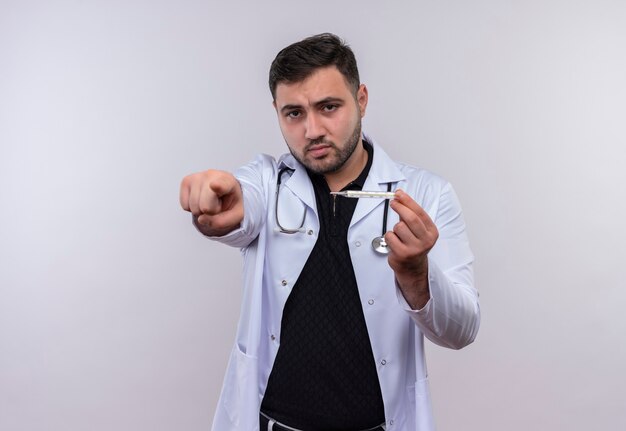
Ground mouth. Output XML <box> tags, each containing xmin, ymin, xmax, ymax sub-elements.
<box><xmin>307</xmin><ymin>143</ymin><xmax>332</xmax><ymax>158</ymax></box>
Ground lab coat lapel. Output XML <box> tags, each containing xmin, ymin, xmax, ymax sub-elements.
<box><xmin>278</xmin><ymin>156</ymin><xmax>317</xmax><ymax>215</ymax></box>
<box><xmin>350</xmin><ymin>139</ymin><xmax>405</xmax><ymax>227</ymax></box>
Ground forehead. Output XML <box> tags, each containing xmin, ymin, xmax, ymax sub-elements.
<box><xmin>274</xmin><ymin>66</ymin><xmax>353</xmax><ymax>105</ymax></box>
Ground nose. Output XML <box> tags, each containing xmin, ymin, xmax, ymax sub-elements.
<box><xmin>304</xmin><ymin>112</ymin><xmax>325</xmax><ymax>140</ymax></box>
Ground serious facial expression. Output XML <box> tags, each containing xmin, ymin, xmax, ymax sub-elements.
<box><xmin>273</xmin><ymin>66</ymin><xmax>368</xmax><ymax>177</ymax></box>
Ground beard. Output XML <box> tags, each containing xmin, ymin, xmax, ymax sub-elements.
<box><xmin>288</xmin><ymin>118</ymin><xmax>362</xmax><ymax>175</ymax></box>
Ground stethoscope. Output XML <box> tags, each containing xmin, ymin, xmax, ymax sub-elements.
<box><xmin>370</xmin><ymin>182</ymin><xmax>392</xmax><ymax>255</ymax></box>
<box><xmin>275</xmin><ymin>167</ymin><xmax>307</xmax><ymax>234</ymax></box>
<box><xmin>275</xmin><ymin>167</ymin><xmax>392</xmax><ymax>255</ymax></box>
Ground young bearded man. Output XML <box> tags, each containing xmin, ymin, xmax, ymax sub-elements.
<box><xmin>180</xmin><ymin>33</ymin><xmax>480</xmax><ymax>431</ymax></box>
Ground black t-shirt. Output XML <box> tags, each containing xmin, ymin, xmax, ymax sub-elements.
<box><xmin>260</xmin><ymin>141</ymin><xmax>385</xmax><ymax>430</ymax></box>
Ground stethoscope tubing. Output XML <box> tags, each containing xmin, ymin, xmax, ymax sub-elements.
<box><xmin>371</xmin><ymin>182</ymin><xmax>392</xmax><ymax>255</ymax></box>
<box><xmin>275</xmin><ymin>167</ymin><xmax>307</xmax><ymax>234</ymax></box>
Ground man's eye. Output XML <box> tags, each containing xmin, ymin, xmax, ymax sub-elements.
<box><xmin>286</xmin><ymin>111</ymin><xmax>301</xmax><ymax>118</ymax></box>
<box><xmin>323</xmin><ymin>104</ymin><xmax>338</xmax><ymax>112</ymax></box>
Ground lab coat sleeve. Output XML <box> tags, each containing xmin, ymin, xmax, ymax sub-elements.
<box><xmin>396</xmin><ymin>182</ymin><xmax>481</xmax><ymax>349</ymax></box>
<box><xmin>195</xmin><ymin>154</ymin><xmax>274</xmax><ymax>249</ymax></box>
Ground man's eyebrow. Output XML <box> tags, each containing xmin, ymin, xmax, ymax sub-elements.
<box><xmin>279</xmin><ymin>104</ymin><xmax>303</xmax><ymax>114</ymax></box>
<box><xmin>314</xmin><ymin>97</ymin><xmax>344</xmax><ymax>107</ymax></box>
<box><xmin>279</xmin><ymin>97</ymin><xmax>345</xmax><ymax>113</ymax></box>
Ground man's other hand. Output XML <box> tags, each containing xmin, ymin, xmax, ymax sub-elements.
<box><xmin>385</xmin><ymin>189</ymin><xmax>439</xmax><ymax>309</ymax></box>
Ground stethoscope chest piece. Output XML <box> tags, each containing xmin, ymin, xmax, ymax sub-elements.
<box><xmin>372</xmin><ymin>236</ymin><xmax>389</xmax><ymax>255</ymax></box>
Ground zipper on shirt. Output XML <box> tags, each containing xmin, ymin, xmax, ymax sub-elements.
<box><xmin>330</xmin><ymin>194</ymin><xmax>339</xmax><ymax>237</ymax></box>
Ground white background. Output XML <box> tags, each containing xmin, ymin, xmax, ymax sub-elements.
<box><xmin>2</xmin><ymin>1</ymin><xmax>625</xmax><ymax>430</ymax></box>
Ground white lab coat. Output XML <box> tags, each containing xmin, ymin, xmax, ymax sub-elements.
<box><xmin>206</xmin><ymin>134</ymin><xmax>480</xmax><ymax>431</ymax></box>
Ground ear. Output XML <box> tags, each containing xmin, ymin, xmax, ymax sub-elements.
<box><xmin>356</xmin><ymin>84</ymin><xmax>368</xmax><ymax>117</ymax></box>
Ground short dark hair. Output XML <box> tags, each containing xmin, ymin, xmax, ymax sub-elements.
<box><xmin>268</xmin><ymin>33</ymin><xmax>360</xmax><ymax>100</ymax></box>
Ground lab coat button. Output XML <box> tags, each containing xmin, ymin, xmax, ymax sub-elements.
<box><xmin>355</xmin><ymin>241</ymin><xmax>361</xmax><ymax>247</ymax></box>
<box><xmin>271</xmin><ymin>334</ymin><xmax>276</xmax><ymax>341</ymax></box>
<box><xmin>368</xmin><ymin>299</ymin><xmax>374</xmax><ymax>305</ymax></box>
<box><xmin>307</xmin><ymin>229</ymin><xmax>314</xmax><ymax>235</ymax></box>
<box><xmin>381</xmin><ymin>359</ymin><xmax>387</xmax><ymax>365</ymax></box>
<box><xmin>389</xmin><ymin>419</ymin><xmax>394</xmax><ymax>426</ymax></box>
<box><xmin>281</xmin><ymin>280</ymin><xmax>288</xmax><ymax>286</ymax></box>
